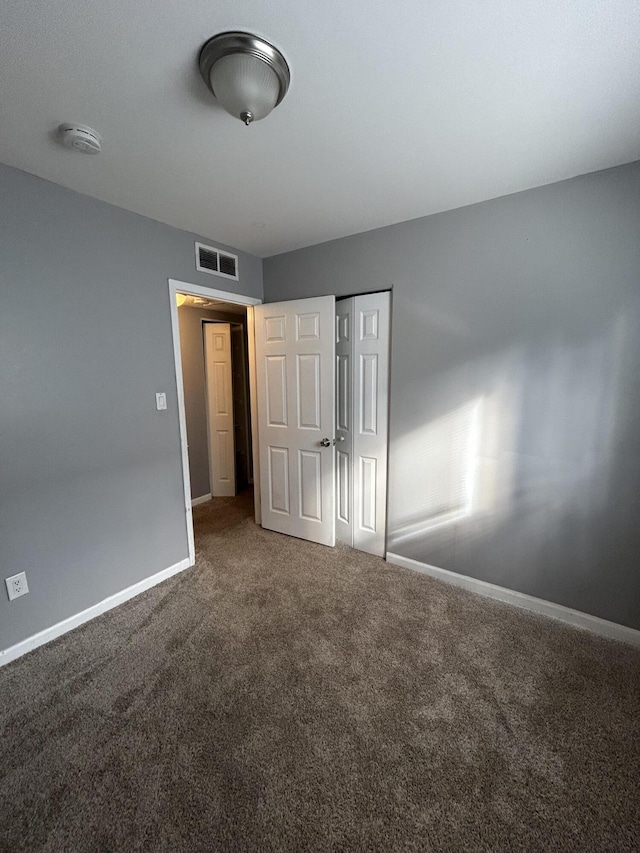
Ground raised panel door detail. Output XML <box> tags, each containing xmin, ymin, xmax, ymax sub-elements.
<box><xmin>297</xmin><ymin>312</ymin><xmax>320</xmax><ymax>340</ymax></box>
<box><xmin>265</xmin><ymin>355</ymin><xmax>287</xmax><ymax>426</ymax></box>
<box><xmin>359</xmin><ymin>456</ymin><xmax>377</xmax><ymax>531</ymax></box>
<box><xmin>297</xmin><ymin>354</ymin><xmax>321</xmax><ymax>429</ymax></box>
<box><xmin>216</xmin><ymin>430</ymin><xmax>232</xmax><ymax>482</ymax></box>
<box><xmin>299</xmin><ymin>450</ymin><xmax>322</xmax><ymax>521</ymax></box>
<box><xmin>360</xmin><ymin>353</ymin><xmax>378</xmax><ymax>435</ymax></box>
<box><xmin>255</xmin><ymin>295</ymin><xmax>336</xmax><ymax>547</ymax></box>
<box><xmin>337</xmin><ymin>354</ymin><xmax>350</xmax><ymax>431</ymax></box>
<box><xmin>360</xmin><ymin>309</ymin><xmax>379</xmax><ymax>341</ymax></box>
<box><xmin>337</xmin><ymin>450</ymin><xmax>350</xmax><ymax>524</ymax></box>
<box><xmin>265</xmin><ymin>316</ymin><xmax>286</xmax><ymax>342</ymax></box>
<box><xmin>214</xmin><ymin>361</ymin><xmax>229</xmax><ymax>415</ymax></box>
<box><xmin>336</xmin><ymin>313</ymin><xmax>350</xmax><ymax>343</ymax></box>
<box><xmin>213</xmin><ymin>332</ymin><xmax>225</xmax><ymax>351</ymax></box>
<box><xmin>268</xmin><ymin>446</ymin><xmax>290</xmax><ymax>514</ymax></box>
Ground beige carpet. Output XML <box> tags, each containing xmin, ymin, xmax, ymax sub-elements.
<box><xmin>1</xmin><ymin>492</ymin><xmax>639</xmax><ymax>852</ymax></box>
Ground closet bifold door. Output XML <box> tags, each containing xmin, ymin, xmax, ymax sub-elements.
<box><xmin>336</xmin><ymin>298</ymin><xmax>354</xmax><ymax>546</ymax></box>
<box><xmin>335</xmin><ymin>291</ymin><xmax>390</xmax><ymax>556</ymax></box>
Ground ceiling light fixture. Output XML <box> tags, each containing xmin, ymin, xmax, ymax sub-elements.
<box><xmin>199</xmin><ymin>31</ymin><xmax>290</xmax><ymax>126</ymax></box>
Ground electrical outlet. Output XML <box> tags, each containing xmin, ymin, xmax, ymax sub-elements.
<box><xmin>5</xmin><ymin>572</ymin><xmax>29</xmax><ymax>601</ymax></box>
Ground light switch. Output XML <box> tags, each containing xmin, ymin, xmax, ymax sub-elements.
<box><xmin>155</xmin><ymin>392</ymin><xmax>167</xmax><ymax>411</ymax></box>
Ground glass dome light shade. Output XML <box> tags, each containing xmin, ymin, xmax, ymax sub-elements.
<box><xmin>209</xmin><ymin>53</ymin><xmax>281</xmax><ymax>123</ymax></box>
<box><xmin>199</xmin><ymin>32</ymin><xmax>290</xmax><ymax>126</ymax></box>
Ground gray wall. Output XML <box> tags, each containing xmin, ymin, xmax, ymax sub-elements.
<box><xmin>264</xmin><ymin>160</ymin><xmax>640</xmax><ymax>630</ymax></box>
<box><xmin>0</xmin><ymin>163</ymin><xmax>262</xmax><ymax>651</ymax></box>
<box><xmin>177</xmin><ymin>305</ymin><xmax>246</xmax><ymax>500</ymax></box>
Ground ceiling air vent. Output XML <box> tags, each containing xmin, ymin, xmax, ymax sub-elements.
<box><xmin>195</xmin><ymin>242</ymin><xmax>238</xmax><ymax>280</ymax></box>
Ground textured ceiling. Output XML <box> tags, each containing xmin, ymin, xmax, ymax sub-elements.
<box><xmin>1</xmin><ymin>0</ymin><xmax>638</xmax><ymax>257</ymax></box>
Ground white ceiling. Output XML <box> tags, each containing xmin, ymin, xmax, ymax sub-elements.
<box><xmin>1</xmin><ymin>0</ymin><xmax>638</xmax><ymax>257</ymax></box>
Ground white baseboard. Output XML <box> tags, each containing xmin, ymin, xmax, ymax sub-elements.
<box><xmin>385</xmin><ymin>552</ymin><xmax>640</xmax><ymax>648</ymax></box>
<box><xmin>0</xmin><ymin>556</ymin><xmax>193</xmax><ymax>668</ymax></box>
<box><xmin>191</xmin><ymin>493</ymin><xmax>212</xmax><ymax>507</ymax></box>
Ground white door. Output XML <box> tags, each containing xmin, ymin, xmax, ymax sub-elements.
<box><xmin>335</xmin><ymin>292</ymin><xmax>390</xmax><ymax>556</ymax></box>
<box><xmin>254</xmin><ymin>296</ymin><xmax>336</xmax><ymax>546</ymax></box>
<box><xmin>335</xmin><ymin>299</ymin><xmax>354</xmax><ymax>545</ymax></box>
<box><xmin>204</xmin><ymin>323</ymin><xmax>236</xmax><ymax>497</ymax></box>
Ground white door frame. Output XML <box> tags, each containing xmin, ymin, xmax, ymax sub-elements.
<box><xmin>168</xmin><ymin>279</ymin><xmax>262</xmax><ymax>565</ymax></box>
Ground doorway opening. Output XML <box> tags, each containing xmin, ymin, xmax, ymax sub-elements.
<box><xmin>195</xmin><ymin>312</ymin><xmax>252</xmax><ymax>499</ymax></box>
<box><xmin>168</xmin><ymin>279</ymin><xmax>262</xmax><ymax>564</ymax></box>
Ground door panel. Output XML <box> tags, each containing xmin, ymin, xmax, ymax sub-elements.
<box><xmin>297</xmin><ymin>312</ymin><xmax>320</xmax><ymax>339</ymax></box>
<box><xmin>216</xmin><ymin>431</ymin><xmax>231</xmax><ymax>481</ymax></box>
<box><xmin>337</xmin><ymin>356</ymin><xmax>350</xmax><ymax>431</ymax></box>
<box><xmin>299</xmin><ymin>450</ymin><xmax>322</xmax><ymax>520</ymax></box>
<box><xmin>359</xmin><ymin>456</ymin><xmax>377</xmax><ymax>531</ymax></box>
<box><xmin>335</xmin><ymin>299</ymin><xmax>354</xmax><ymax>546</ymax></box>
<box><xmin>360</xmin><ymin>353</ymin><xmax>378</xmax><ymax>434</ymax></box>
<box><xmin>214</xmin><ymin>362</ymin><xmax>229</xmax><ymax>414</ymax></box>
<box><xmin>337</xmin><ymin>450</ymin><xmax>350</xmax><ymax>526</ymax></box>
<box><xmin>335</xmin><ymin>292</ymin><xmax>390</xmax><ymax>556</ymax></box>
<box><xmin>266</xmin><ymin>356</ymin><xmax>288</xmax><ymax>425</ymax></box>
<box><xmin>255</xmin><ymin>296</ymin><xmax>335</xmax><ymax>546</ymax></box>
<box><xmin>297</xmin><ymin>354</ymin><xmax>321</xmax><ymax>428</ymax></box>
<box><xmin>204</xmin><ymin>323</ymin><xmax>236</xmax><ymax>497</ymax></box>
<box><xmin>268</xmin><ymin>446</ymin><xmax>290</xmax><ymax>513</ymax></box>
<box><xmin>352</xmin><ymin>292</ymin><xmax>390</xmax><ymax>556</ymax></box>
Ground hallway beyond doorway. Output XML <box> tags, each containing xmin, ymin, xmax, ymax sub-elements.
<box><xmin>192</xmin><ymin>488</ymin><xmax>254</xmax><ymax>539</ymax></box>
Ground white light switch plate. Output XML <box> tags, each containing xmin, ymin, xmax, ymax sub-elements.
<box><xmin>155</xmin><ymin>392</ymin><xmax>167</xmax><ymax>411</ymax></box>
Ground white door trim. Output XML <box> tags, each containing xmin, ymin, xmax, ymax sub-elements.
<box><xmin>170</xmin><ymin>280</ymin><xmax>261</xmax><ymax>307</ymax></box>
<box><xmin>168</xmin><ymin>279</ymin><xmax>262</xmax><ymax>564</ymax></box>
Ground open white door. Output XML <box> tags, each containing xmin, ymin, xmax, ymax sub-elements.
<box><xmin>204</xmin><ymin>323</ymin><xmax>236</xmax><ymax>497</ymax></box>
<box><xmin>254</xmin><ymin>296</ymin><xmax>336</xmax><ymax>546</ymax></box>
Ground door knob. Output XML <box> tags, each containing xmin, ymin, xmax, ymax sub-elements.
<box><xmin>320</xmin><ymin>437</ymin><xmax>345</xmax><ymax>447</ymax></box>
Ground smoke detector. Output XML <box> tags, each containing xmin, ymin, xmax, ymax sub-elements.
<box><xmin>58</xmin><ymin>123</ymin><xmax>102</xmax><ymax>154</ymax></box>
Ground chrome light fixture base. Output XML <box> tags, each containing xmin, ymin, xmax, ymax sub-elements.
<box><xmin>199</xmin><ymin>31</ymin><xmax>290</xmax><ymax>120</ymax></box>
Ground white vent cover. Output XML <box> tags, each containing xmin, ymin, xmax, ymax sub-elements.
<box><xmin>195</xmin><ymin>242</ymin><xmax>239</xmax><ymax>280</ymax></box>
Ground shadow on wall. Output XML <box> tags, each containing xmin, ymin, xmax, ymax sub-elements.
<box><xmin>387</xmin><ymin>311</ymin><xmax>640</xmax><ymax>628</ymax></box>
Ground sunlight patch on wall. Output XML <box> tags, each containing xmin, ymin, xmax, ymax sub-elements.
<box><xmin>389</xmin><ymin>398</ymin><xmax>483</xmax><ymax>544</ymax></box>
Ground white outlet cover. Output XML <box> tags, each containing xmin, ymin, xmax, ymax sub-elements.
<box><xmin>156</xmin><ymin>392</ymin><xmax>167</xmax><ymax>411</ymax></box>
<box><xmin>6</xmin><ymin>571</ymin><xmax>29</xmax><ymax>601</ymax></box>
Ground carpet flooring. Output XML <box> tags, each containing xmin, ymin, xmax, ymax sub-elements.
<box><xmin>1</xmin><ymin>492</ymin><xmax>639</xmax><ymax>852</ymax></box>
